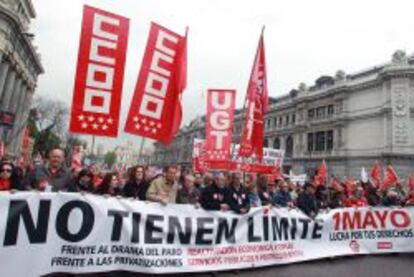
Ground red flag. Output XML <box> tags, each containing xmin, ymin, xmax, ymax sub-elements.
<box><xmin>69</xmin><ymin>6</ymin><xmax>129</xmax><ymax>137</ymax></box>
<box><xmin>330</xmin><ymin>177</ymin><xmax>344</xmax><ymax>192</ymax></box>
<box><xmin>409</xmin><ymin>175</ymin><xmax>414</xmax><ymax>191</ymax></box>
<box><xmin>205</xmin><ymin>89</ymin><xmax>236</xmax><ymax>161</ymax></box>
<box><xmin>370</xmin><ymin>160</ymin><xmax>382</xmax><ymax>185</ymax></box>
<box><xmin>313</xmin><ymin>160</ymin><xmax>327</xmax><ymax>186</ymax></box>
<box><xmin>381</xmin><ymin>165</ymin><xmax>399</xmax><ymax>190</ymax></box>
<box><xmin>124</xmin><ymin>22</ymin><xmax>187</xmax><ymax>144</ymax></box>
<box><xmin>0</xmin><ymin>141</ymin><xmax>4</xmax><ymax>158</ymax></box>
<box><xmin>239</xmin><ymin>30</ymin><xmax>268</xmax><ymax>160</ymax></box>
<box><xmin>345</xmin><ymin>177</ymin><xmax>356</xmax><ymax>195</ymax></box>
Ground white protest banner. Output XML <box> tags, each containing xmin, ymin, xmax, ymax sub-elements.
<box><xmin>1</xmin><ymin>192</ymin><xmax>414</xmax><ymax>276</ymax></box>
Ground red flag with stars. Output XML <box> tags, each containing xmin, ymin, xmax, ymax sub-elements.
<box><xmin>205</xmin><ymin>89</ymin><xmax>236</xmax><ymax>162</ymax></box>
<box><xmin>69</xmin><ymin>6</ymin><xmax>129</xmax><ymax>137</ymax></box>
<box><xmin>239</xmin><ymin>29</ymin><xmax>268</xmax><ymax>161</ymax></box>
<box><xmin>124</xmin><ymin>22</ymin><xmax>187</xmax><ymax>144</ymax></box>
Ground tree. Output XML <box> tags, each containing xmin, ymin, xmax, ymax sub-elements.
<box><xmin>29</xmin><ymin>96</ymin><xmax>69</xmax><ymax>157</ymax></box>
<box><xmin>104</xmin><ymin>151</ymin><xmax>117</xmax><ymax>168</ymax></box>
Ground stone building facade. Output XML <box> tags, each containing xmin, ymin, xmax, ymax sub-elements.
<box><xmin>0</xmin><ymin>0</ymin><xmax>43</xmax><ymax>156</ymax></box>
<box><xmin>152</xmin><ymin>51</ymin><xmax>414</xmax><ymax>179</ymax></box>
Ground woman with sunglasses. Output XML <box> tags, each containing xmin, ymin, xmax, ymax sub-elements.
<box><xmin>94</xmin><ymin>172</ymin><xmax>122</xmax><ymax>196</ymax></box>
<box><xmin>0</xmin><ymin>161</ymin><xmax>23</xmax><ymax>191</ymax></box>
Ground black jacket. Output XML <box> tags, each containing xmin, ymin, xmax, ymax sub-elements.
<box><xmin>224</xmin><ymin>185</ymin><xmax>250</xmax><ymax>214</ymax></box>
<box><xmin>297</xmin><ymin>192</ymin><xmax>319</xmax><ymax>217</ymax></box>
<box><xmin>200</xmin><ymin>184</ymin><xmax>225</xmax><ymax>210</ymax></box>
<box><xmin>122</xmin><ymin>180</ymin><xmax>149</xmax><ymax>200</ymax></box>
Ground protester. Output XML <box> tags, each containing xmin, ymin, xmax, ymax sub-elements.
<box><xmin>202</xmin><ymin>172</ymin><xmax>214</xmax><ymax>189</ymax></box>
<box><xmin>89</xmin><ymin>163</ymin><xmax>103</xmax><ymax>189</ymax></box>
<box><xmin>0</xmin><ymin>161</ymin><xmax>23</xmax><ymax>191</ymax></box>
<box><xmin>256</xmin><ymin>174</ymin><xmax>271</xmax><ymax>205</ymax></box>
<box><xmin>95</xmin><ymin>172</ymin><xmax>122</xmax><ymax>196</ymax></box>
<box><xmin>381</xmin><ymin>190</ymin><xmax>402</xmax><ymax>207</ymax></box>
<box><xmin>74</xmin><ymin>168</ymin><xmax>94</xmax><ymax>192</ymax></box>
<box><xmin>273</xmin><ymin>181</ymin><xmax>294</xmax><ymax>207</ymax></box>
<box><xmin>200</xmin><ymin>173</ymin><xmax>228</xmax><ymax>211</ymax></box>
<box><xmin>247</xmin><ymin>182</ymin><xmax>262</xmax><ymax>207</ymax></box>
<box><xmin>224</xmin><ymin>172</ymin><xmax>250</xmax><ymax>214</ymax></box>
<box><xmin>146</xmin><ymin>165</ymin><xmax>178</xmax><ymax>204</ymax></box>
<box><xmin>343</xmin><ymin>186</ymin><xmax>368</xmax><ymax>207</ymax></box>
<box><xmin>25</xmin><ymin>148</ymin><xmax>76</xmax><ymax>192</ymax></box>
<box><xmin>123</xmin><ymin>165</ymin><xmax>149</xmax><ymax>200</ymax></box>
<box><xmin>297</xmin><ymin>183</ymin><xmax>319</xmax><ymax>218</ymax></box>
<box><xmin>177</xmin><ymin>174</ymin><xmax>200</xmax><ymax>205</ymax></box>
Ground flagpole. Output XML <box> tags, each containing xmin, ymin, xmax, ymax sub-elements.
<box><xmin>138</xmin><ymin>138</ymin><xmax>146</xmax><ymax>164</ymax></box>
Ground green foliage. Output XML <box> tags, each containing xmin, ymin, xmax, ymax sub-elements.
<box><xmin>104</xmin><ymin>151</ymin><xmax>117</xmax><ymax>168</ymax></box>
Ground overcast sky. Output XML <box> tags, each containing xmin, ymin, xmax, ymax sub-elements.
<box><xmin>31</xmin><ymin>0</ymin><xmax>414</xmax><ymax>150</ymax></box>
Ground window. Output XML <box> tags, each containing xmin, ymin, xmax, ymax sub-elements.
<box><xmin>327</xmin><ymin>130</ymin><xmax>334</xmax><ymax>150</ymax></box>
<box><xmin>278</xmin><ymin>117</ymin><xmax>282</xmax><ymax>126</ymax></box>
<box><xmin>285</xmin><ymin>115</ymin><xmax>289</xmax><ymax>126</ymax></box>
<box><xmin>292</xmin><ymin>114</ymin><xmax>296</xmax><ymax>124</ymax></box>
<box><xmin>308</xmin><ymin>109</ymin><xmax>315</xmax><ymax>119</ymax></box>
<box><xmin>264</xmin><ymin>138</ymin><xmax>269</xmax><ymax>148</ymax></box>
<box><xmin>307</xmin><ymin>133</ymin><xmax>314</xmax><ymax>152</ymax></box>
<box><xmin>273</xmin><ymin>137</ymin><xmax>280</xmax><ymax>149</ymax></box>
<box><xmin>273</xmin><ymin>118</ymin><xmax>277</xmax><ymax>128</ymax></box>
<box><xmin>286</xmin><ymin>136</ymin><xmax>294</xmax><ymax>157</ymax></box>
<box><xmin>316</xmin><ymin>107</ymin><xmax>326</xmax><ymax>119</ymax></box>
<box><xmin>315</xmin><ymin>131</ymin><xmax>326</xmax><ymax>151</ymax></box>
<box><xmin>328</xmin><ymin>105</ymin><xmax>334</xmax><ymax>116</ymax></box>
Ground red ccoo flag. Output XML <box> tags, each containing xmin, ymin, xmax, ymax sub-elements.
<box><xmin>370</xmin><ymin>160</ymin><xmax>382</xmax><ymax>186</ymax></box>
<box><xmin>69</xmin><ymin>6</ymin><xmax>130</xmax><ymax>137</ymax></box>
<box><xmin>239</xmin><ymin>28</ymin><xmax>268</xmax><ymax>161</ymax></box>
<box><xmin>381</xmin><ymin>165</ymin><xmax>399</xmax><ymax>190</ymax></box>
<box><xmin>124</xmin><ymin>22</ymin><xmax>187</xmax><ymax>144</ymax></box>
<box><xmin>313</xmin><ymin>160</ymin><xmax>327</xmax><ymax>186</ymax></box>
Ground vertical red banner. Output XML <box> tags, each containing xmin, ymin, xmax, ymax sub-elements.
<box><xmin>205</xmin><ymin>89</ymin><xmax>236</xmax><ymax>161</ymax></box>
<box><xmin>239</xmin><ymin>33</ymin><xmax>268</xmax><ymax>160</ymax></box>
<box><xmin>124</xmin><ymin>22</ymin><xmax>187</xmax><ymax>144</ymax></box>
<box><xmin>69</xmin><ymin>5</ymin><xmax>129</xmax><ymax>137</ymax></box>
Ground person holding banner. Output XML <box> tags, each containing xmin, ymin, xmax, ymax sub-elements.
<box><xmin>224</xmin><ymin>172</ymin><xmax>250</xmax><ymax>214</ymax></box>
<box><xmin>74</xmin><ymin>168</ymin><xmax>94</xmax><ymax>193</ymax></box>
<box><xmin>272</xmin><ymin>181</ymin><xmax>294</xmax><ymax>208</ymax></box>
<box><xmin>256</xmin><ymin>173</ymin><xmax>272</xmax><ymax>205</ymax></box>
<box><xmin>123</xmin><ymin>165</ymin><xmax>149</xmax><ymax>200</ymax></box>
<box><xmin>177</xmin><ymin>174</ymin><xmax>200</xmax><ymax>205</ymax></box>
<box><xmin>0</xmin><ymin>161</ymin><xmax>23</xmax><ymax>191</ymax></box>
<box><xmin>200</xmin><ymin>173</ymin><xmax>229</xmax><ymax>211</ymax></box>
<box><xmin>146</xmin><ymin>166</ymin><xmax>178</xmax><ymax>204</ymax></box>
<box><xmin>95</xmin><ymin>172</ymin><xmax>123</xmax><ymax>196</ymax></box>
<box><xmin>25</xmin><ymin>148</ymin><xmax>76</xmax><ymax>192</ymax></box>
<box><xmin>297</xmin><ymin>183</ymin><xmax>319</xmax><ymax>218</ymax></box>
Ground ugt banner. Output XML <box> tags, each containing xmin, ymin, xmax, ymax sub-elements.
<box><xmin>193</xmin><ymin>138</ymin><xmax>284</xmax><ymax>174</ymax></box>
<box><xmin>69</xmin><ymin>6</ymin><xmax>129</xmax><ymax>137</ymax></box>
<box><xmin>205</xmin><ymin>89</ymin><xmax>236</xmax><ymax>162</ymax></box>
<box><xmin>1</xmin><ymin>192</ymin><xmax>414</xmax><ymax>276</ymax></box>
<box><xmin>124</xmin><ymin>22</ymin><xmax>187</xmax><ymax>144</ymax></box>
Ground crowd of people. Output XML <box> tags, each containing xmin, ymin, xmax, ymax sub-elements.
<box><xmin>1</xmin><ymin>148</ymin><xmax>414</xmax><ymax>218</ymax></box>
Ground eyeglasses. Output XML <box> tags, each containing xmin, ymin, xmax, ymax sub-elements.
<box><xmin>1</xmin><ymin>168</ymin><xmax>12</xmax><ymax>173</ymax></box>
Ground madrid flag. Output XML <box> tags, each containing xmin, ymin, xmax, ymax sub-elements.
<box><xmin>239</xmin><ymin>29</ymin><xmax>268</xmax><ymax>160</ymax></box>
<box><xmin>124</xmin><ymin>22</ymin><xmax>187</xmax><ymax>144</ymax></box>
<box><xmin>69</xmin><ymin>6</ymin><xmax>129</xmax><ymax>137</ymax></box>
<box><xmin>205</xmin><ymin>89</ymin><xmax>236</xmax><ymax>161</ymax></box>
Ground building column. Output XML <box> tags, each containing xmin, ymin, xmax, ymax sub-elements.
<box><xmin>0</xmin><ymin>61</ymin><xmax>11</xmax><ymax>102</ymax></box>
<box><xmin>9</xmin><ymin>88</ymin><xmax>33</xmax><ymax>156</ymax></box>
<box><xmin>0</xmin><ymin>69</ymin><xmax>16</xmax><ymax>112</ymax></box>
<box><xmin>8</xmin><ymin>77</ymin><xmax>22</xmax><ymax>113</ymax></box>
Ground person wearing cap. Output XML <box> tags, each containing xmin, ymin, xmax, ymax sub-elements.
<box><xmin>224</xmin><ymin>172</ymin><xmax>250</xmax><ymax>214</ymax></box>
<box><xmin>297</xmin><ymin>183</ymin><xmax>319</xmax><ymax>218</ymax></box>
<box><xmin>200</xmin><ymin>173</ymin><xmax>229</xmax><ymax>211</ymax></box>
